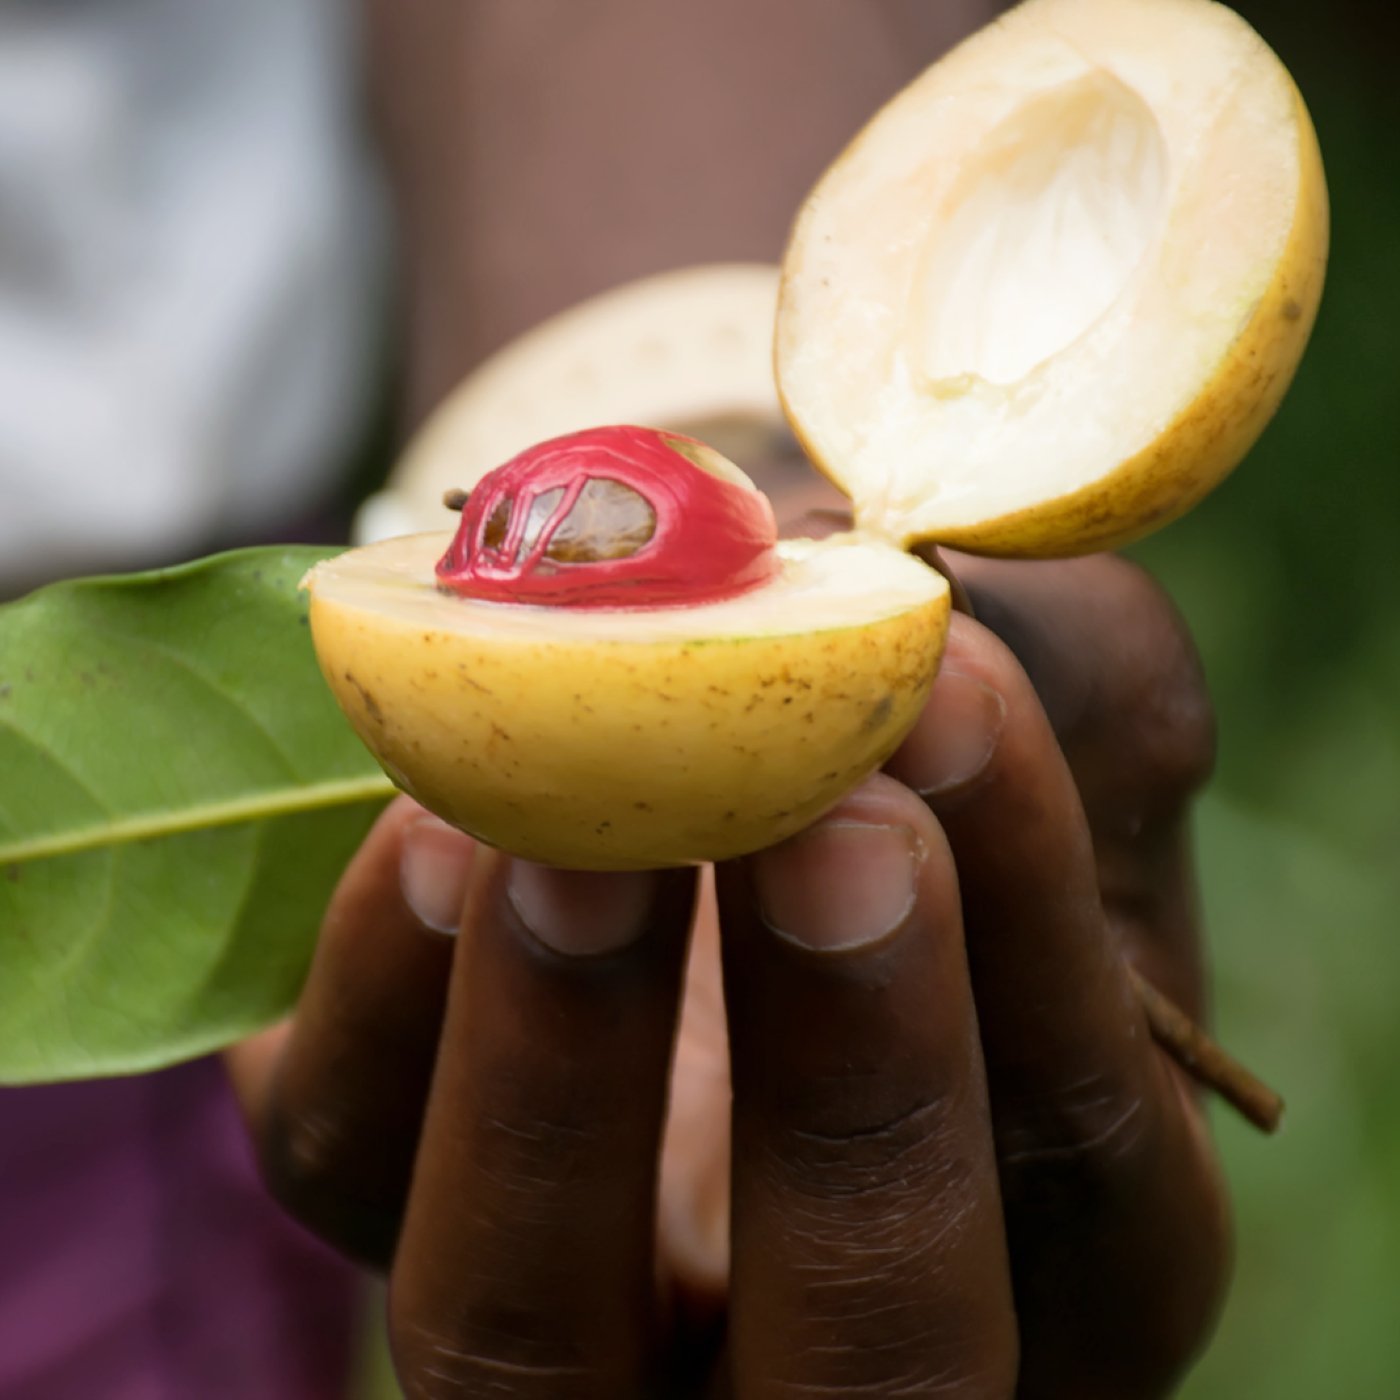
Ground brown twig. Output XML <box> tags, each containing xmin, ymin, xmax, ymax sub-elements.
<box><xmin>910</xmin><ymin>541</ymin><xmax>977</xmax><ymax>617</ymax></box>
<box><xmin>1129</xmin><ymin>968</ymin><xmax>1284</xmax><ymax>1133</ymax></box>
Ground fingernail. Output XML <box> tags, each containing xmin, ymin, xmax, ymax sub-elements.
<box><xmin>892</xmin><ymin>665</ymin><xmax>1005</xmax><ymax>801</ymax></box>
<box><xmin>753</xmin><ymin>820</ymin><xmax>920</xmax><ymax>951</ymax></box>
<box><xmin>508</xmin><ymin>863</ymin><xmax>660</xmax><ymax>956</ymax></box>
<box><xmin>400</xmin><ymin>815</ymin><xmax>476</xmax><ymax>934</ymax></box>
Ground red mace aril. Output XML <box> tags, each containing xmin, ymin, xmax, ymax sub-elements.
<box><xmin>435</xmin><ymin>425</ymin><xmax>780</xmax><ymax>608</ymax></box>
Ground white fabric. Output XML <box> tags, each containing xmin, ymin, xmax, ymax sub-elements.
<box><xmin>0</xmin><ymin>0</ymin><xmax>385</xmax><ymax>585</ymax></box>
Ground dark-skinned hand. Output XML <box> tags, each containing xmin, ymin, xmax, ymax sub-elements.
<box><xmin>226</xmin><ymin>548</ymin><xmax>1229</xmax><ymax>1399</ymax></box>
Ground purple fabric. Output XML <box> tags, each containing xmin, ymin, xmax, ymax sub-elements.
<box><xmin>0</xmin><ymin>1059</ymin><xmax>358</xmax><ymax>1399</ymax></box>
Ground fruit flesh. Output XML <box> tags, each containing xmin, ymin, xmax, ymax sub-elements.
<box><xmin>776</xmin><ymin>0</ymin><xmax>1328</xmax><ymax>556</ymax></box>
<box><xmin>306</xmin><ymin>534</ymin><xmax>949</xmax><ymax>869</ymax></box>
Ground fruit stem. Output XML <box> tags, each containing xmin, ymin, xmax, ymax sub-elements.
<box><xmin>910</xmin><ymin>541</ymin><xmax>976</xmax><ymax>615</ymax></box>
<box><xmin>443</xmin><ymin>488</ymin><xmax>470</xmax><ymax>512</ymax></box>
<box><xmin>1128</xmin><ymin>967</ymin><xmax>1284</xmax><ymax>1133</ymax></box>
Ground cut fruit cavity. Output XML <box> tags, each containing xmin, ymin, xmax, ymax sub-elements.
<box><xmin>777</xmin><ymin>0</ymin><xmax>1327</xmax><ymax>555</ymax></box>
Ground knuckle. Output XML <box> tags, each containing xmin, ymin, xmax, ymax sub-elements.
<box><xmin>1126</xmin><ymin>663</ymin><xmax>1216</xmax><ymax>802</ymax></box>
<box><xmin>777</xmin><ymin>1359</ymin><xmax>1017</xmax><ymax>1400</ymax></box>
<box><xmin>744</xmin><ymin>1084</ymin><xmax>1021</xmax><ymax>1400</ymax></box>
<box><xmin>997</xmin><ymin>1071</ymin><xmax>1153</xmax><ymax>1200</ymax></box>
<box><xmin>389</xmin><ymin>1310</ymin><xmax>592</xmax><ymax>1400</ymax></box>
<box><xmin>476</xmin><ymin>1100</ymin><xmax>601</xmax><ymax>1197</ymax></box>
<box><xmin>1080</xmin><ymin>558</ymin><xmax>1218</xmax><ymax>807</ymax></box>
<box><xmin>258</xmin><ymin>1098</ymin><xmax>405</xmax><ymax>1265</ymax></box>
<box><xmin>262</xmin><ymin>1101</ymin><xmax>355</xmax><ymax>1210</ymax></box>
<box><xmin>759</xmin><ymin>1088</ymin><xmax>998</xmax><ymax>1285</ymax></box>
<box><xmin>759</xmin><ymin>1246</ymin><xmax>1020</xmax><ymax>1400</ymax></box>
<box><xmin>765</xmin><ymin>1258</ymin><xmax>1019</xmax><ymax>1400</ymax></box>
<box><xmin>766</xmin><ymin>1087</ymin><xmax>964</xmax><ymax>1208</ymax></box>
<box><xmin>1012</xmin><ymin>1130</ymin><xmax>1232</xmax><ymax>1396</ymax></box>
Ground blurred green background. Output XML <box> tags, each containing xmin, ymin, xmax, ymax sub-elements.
<box><xmin>1135</xmin><ymin>3</ymin><xmax>1400</xmax><ymax>1393</ymax></box>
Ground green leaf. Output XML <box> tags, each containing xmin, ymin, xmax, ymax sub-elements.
<box><xmin>0</xmin><ymin>547</ymin><xmax>396</xmax><ymax>1084</ymax></box>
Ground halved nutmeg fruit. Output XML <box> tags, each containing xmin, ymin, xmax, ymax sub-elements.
<box><xmin>305</xmin><ymin>0</ymin><xmax>1326</xmax><ymax>871</ymax></box>
<box><xmin>307</xmin><ymin>427</ymin><xmax>946</xmax><ymax>870</ymax></box>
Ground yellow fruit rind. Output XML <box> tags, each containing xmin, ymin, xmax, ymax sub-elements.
<box><xmin>308</xmin><ymin>588</ymin><xmax>949</xmax><ymax>871</ymax></box>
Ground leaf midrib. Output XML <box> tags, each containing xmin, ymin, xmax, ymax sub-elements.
<box><xmin>0</xmin><ymin>773</ymin><xmax>396</xmax><ymax>865</ymax></box>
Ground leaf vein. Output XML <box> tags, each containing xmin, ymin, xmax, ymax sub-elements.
<box><xmin>0</xmin><ymin>774</ymin><xmax>395</xmax><ymax>865</ymax></box>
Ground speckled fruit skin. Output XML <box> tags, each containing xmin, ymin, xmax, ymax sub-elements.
<box><xmin>307</xmin><ymin>567</ymin><xmax>947</xmax><ymax>870</ymax></box>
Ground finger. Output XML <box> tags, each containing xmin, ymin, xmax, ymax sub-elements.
<box><xmin>948</xmin><ymin>552</ymin><xmax>1216</xmax><ymax>1010</ymax></box>
<box><xmin>229</xmin><ymin>796</ymin><xmax>473</xmax><ymax>1267</ymax></box>
<box><xmin>949</xmin><ymin>553</ymin><xmax>1213</xmax><ymax>766</ymax></box>
<box><xmin>389</xmin><ymin>855</ymin><xmax>698</xmax><ymax>1399</ymax></box>
<box><xmin>223</xmin><ymin>1020</ymin><xmax>292</xmax><ymax>1102</ymax></box>
<box><xmin>717</xmin><ymin>774</ymin><xmax>1019</xmax><ymax>1399</ymax></box>
<box><xmin>888</xmin><ymin>616</ymin><xmax>1228</xmax><ymax>1395</ymax></box>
